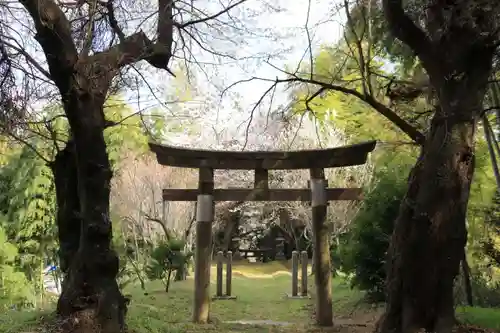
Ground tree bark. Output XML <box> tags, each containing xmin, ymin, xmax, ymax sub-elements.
<box><xmin>51</xmin><ymin>141</ymin><xmax>81</xmax><ymax>281</ymax></box>
<box><xmin>56</xmin><ymin>94</ymin><xmax>127</xmax><ymax>333</ymax></box>
<box><xmin>18</xmin><ymin>0</ymin><xmax>177</xmax><ymax>330</ymax></box>
<box><xmin>376</xmin><ymin>62</ymin><xmax>495</xmax><ymax>331</ymax></box>
<box><xmin>377</xmin><ymin>117</ymin><xmax>474</xmax><ymax>333</ymax></box>
<box><xmin>375</xmin><ymin>0</ymin><xmax>497</xmax><ymax>328</ymax></box>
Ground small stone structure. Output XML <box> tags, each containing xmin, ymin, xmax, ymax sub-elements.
<box><xmin>288</xmin><ymin>250</ymin><xmax>310</xmax><ymax>298</ymax></box>
<box><xmin>213</xmin><ymin>251</ymin><xmax>236</xmax><ymax>300</ymax></box>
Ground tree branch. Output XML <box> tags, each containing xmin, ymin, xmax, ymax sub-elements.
<box><xmin>271</xmin><ymin>75</ymin><xmax>425</xmax><ymax>145</ymax></box>
<box><xmin>1</xmin><ymin>39</ymin><xmax>51</xmax><ymax>80</ymax></box>
<box><xmin>382</xmin><ymin>0</ymin><xmax>437</xmax><ymax>73</ymax></box>
<box><xmin>105</xmin><ymin>0</ymin><xmax>125</xmax><ymax>42</ymax></box>
<box><xmin>90</xmin><ymin>32</ymin><xmax>158</xmax><ymax>69</ymax></box>
<box><xmin>143</xmin><ymin>213</ymin><xmax>171</xmax><ymax>241</ymax></box>
<box><xmin>177</xmin><ymin>0</ymin><xmax>248</xmax><ymax>29</ymax></box>
<box><xmin>90</xmin><ymin>0</ymin><xmax>175</xmax><ymax>74</ymax></box>
<box><xmin>19</xmin><ymin>0</ymin><xmax>78</xmax><ymax>92</ymax></box>
<box><xmin>6</xmin><ymin>130</ymin><xmax>51</xmax><ymax>164</ymax></box>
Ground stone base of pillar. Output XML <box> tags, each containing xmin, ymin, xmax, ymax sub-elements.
<box><xmin>285</xmin><ymin>294</ymin><xmax>311</xmax><ymax>299</ymax></box>
<box><xmin>212</xmin><ymin>295</ymin><xmax>238</xmax><ymax>301</ymax></box>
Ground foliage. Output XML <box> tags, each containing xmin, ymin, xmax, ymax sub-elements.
<box><xmin>145</xmin><ymin>239</ymin><xmax>193</xmax><ymax>292</ymax></box>
<box><xmin>103</xmin><ymin>97</ymin><xmax>160</xmax><ymax>167</ymax></box>
<box><xmin>335</xmin><ymin>151</ymin><xmax>414</xmax><ymax>301</ymax></box>
<box><xmin>0</xmin><ymin>96</ymin><xmax>155</xmax><ymax>308</ymax></box>
<box><xmin>0</xmin><ymin>145</ymin><xmax>56</xmax><ymax>301</ymax></box>
<box><xmin>455</xmin><ymin>269</ymin><xmax>500</xmax><ymax>308</ymax></box>
<box><xmin>112</xmin><ymin>219</ymin><xmax>143</xmax><ymax>291</ymax></box>
<box><xmin>0</xmin><ymin>225</ymin><xmax>36</xmax><ymax>309</ymax></box>
<box><xmin>482</xmin><ymin>191</ymin><xmax>500</xmax><ymax>270</ymax></box>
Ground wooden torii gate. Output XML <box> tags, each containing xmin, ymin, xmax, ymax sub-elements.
<box><xmin>149</xmin><ymin>140</ymin><xmax>376</xmax><ymax>326</ymax></box>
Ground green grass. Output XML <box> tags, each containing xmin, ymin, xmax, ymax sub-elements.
<box><xmin>457</xmin><ymin>306</ymin><xmax>500</xmax><ymax>330</ymax></box>
<box><xmin>1</xmin><ymin>263</ymin><xmax>500</xmax><ymax>333</ymax></box>
<box><xmin>127</xmin><ymin>276</ymin><xmax>312</xmax><ymax>333</ymax></box>
<box><xmin>0</xmin><ymin>309</ymin><xmax>51</xmax><ymax>333</ymax></box>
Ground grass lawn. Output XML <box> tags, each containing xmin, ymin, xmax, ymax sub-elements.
<box><xmin>1</xmin><ymin>262</ymin><xmax>499</xmax><ymax>333</ymax></box>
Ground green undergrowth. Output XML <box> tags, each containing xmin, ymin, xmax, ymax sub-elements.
<box><xmin>1</xmin><ymin>264</ymin><xmax>500</xmax><ymax>333</ymax></box>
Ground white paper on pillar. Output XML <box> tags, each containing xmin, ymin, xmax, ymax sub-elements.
<box><xmin>196</xmin><ymin>194</ymin><xmax>214</xmax><ymax>222</ymax></box>
<box><xmin>310</xmin><ymin>179</ymin><xmax>327</xmax><ymax>207</ymax></box>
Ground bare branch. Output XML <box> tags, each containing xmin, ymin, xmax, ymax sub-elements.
<box><xmin>105</xmin><ymin>0</ymin><xmax>125</xmax><ymax>43</ymax></box>
<box><xmin>5</xmin><ymin>130</ymin><xmax>51</xmax><ymax>164</ymax></box>
<box><xmin>19</xmin><ymin>0</ymin><xmax>78</xmax><ymax>91</ymax></box>
<box><xmin>178</xmin><ymin>0</ymin><xmax>248</xmax><ymax>29</ymax></box>
<box><xmin>1</xmin><ymin>39</ymin><xmax>51</xmax><ymax>80</ymax></box>
<box><xmin>232</xmin><ymin>73</ymin><xmax>426</xmax><ymax>145</ymax></box>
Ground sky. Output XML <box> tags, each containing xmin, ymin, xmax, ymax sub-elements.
<box><xmin>227</xmin><ymin>0</ymin><xmax>344</xmax><ymax>116</ymax></box>
<box><xmin>128</xmin><ymin>0</ymin><xmax>346</xmax><ymax>147</ymax></box>
<box><xmin>5</xmin><ymin>0</ymin><xmax>346</xmax><ymax>149</ymax></box>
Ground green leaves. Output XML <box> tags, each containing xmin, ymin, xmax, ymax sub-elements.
<box><xmin>145</xmin><ymin>239</ymin><xmax>192</xmax><ymax>290</ymax></box>
<box><xmin>0</xmin><ymin>226</ymin><xmax>18</xmax><ymax>264</ymax></box>
<box><xmin>334</xmin><ymin>151</ymin><xmax>413</xmax><ymax>301</ymax></box>
<box><xmin>0</xmin><ymin>225</ymin><xmax>35</xmax><ymax>309</ymax></box>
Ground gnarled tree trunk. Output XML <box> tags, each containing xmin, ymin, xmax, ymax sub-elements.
<box><xmin>51</xmin><ymin>140</ymin><xmax>80</xmax><ymax>281</ymax></box>
<box><xmin>377</xmin><ymin>62</ymin><xmax>493</xmax><ymax>333</ymax></box>
<box><xmin>377</xmin><ymin>1</ymin><xmax>498</xmax><ymax>331</ymax></box>
<box><xmin>55</xmin><ymin>93</ymin><xmax>127</xmax><ymax>333</ymax></box>
<box><xmin>19</xmin><ymin>0</ymin><xmax>179</xmax><ymax>330</ymax></box>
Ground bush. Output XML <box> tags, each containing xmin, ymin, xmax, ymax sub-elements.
<box><xmin>0</xmin><ymin>227</ymin><xmax>35</xmax><ymax>309</ymax></box>
<box><xmin>334</xmin><ymin>152</ymin><xmax>412</xmax><ymax>302</ymax></box>
<box><xmin>455</xmin><ymin>269</ymin><xmax>500</xmax><ymax>308</ymax></box>
<box><xmin>145</xmin><ymin>238</ymin><xmax>193</xmax><ymax>292</ymax></box>
<box><xmin>0</xmin><ymin>265</ymin><xmax>36</xmax><ymax>309</ymax></box>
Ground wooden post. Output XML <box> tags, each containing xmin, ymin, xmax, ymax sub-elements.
<box><xmin>253</xmin><ymin>168</ymin><xmax>269</xmax><ymax>200</ymax></box>
<box><xmin>193</xmin><ymin>167</ymin><xmax>214</xmax><ymax>324</ymax></box>
<box><xmin>310</xmin><ymin>168</ymin><xmax>333</xmax><ymax>326</ymax></box>
<box><xmin>291</xmin><ymin>250</ymin><xmax>299</xmax><ymax>297</ymax></box>
<box><xmin>226</xmin><ymin>251</ymin><xmax>233</xmax><ymax>297</ymax></box>
<box><xmin>301</xmin><ymin>251</ymin><xmax>308</xmax><ymax>297</ymax></box>
<box><xmin>216</xmin><ymin>251</ymin><xmax>224</xmax><ymax>297</ymax></box>
<box><xmin>162</xmin><ymin>199</ymin><xmax>166</xmax><ymax>226</ymax></box>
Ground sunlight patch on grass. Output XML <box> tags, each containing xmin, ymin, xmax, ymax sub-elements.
<box><xmin>218</xmin><ymin>260</ymin><xmax>294</xmax><ymax>275</ymax></box>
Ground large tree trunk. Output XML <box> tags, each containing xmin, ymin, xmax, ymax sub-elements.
<box><xmin>376</xmin><ymin>63</ymin><xmax>494</xmax><ymax>332</ymax></box>
<box><xmin>56</xmin><ymin>95</ymin><xmax>127</xmax><ymax>333</ymax></box>
<box><xmin>51</xmin><ymin>140</ymin><xmax>81</xmax><ymax>282</ymax></box>
<box><xmin>377</xmin><ymin>116</ymin><xmax>474</xmax><ymax>333</ymax></box>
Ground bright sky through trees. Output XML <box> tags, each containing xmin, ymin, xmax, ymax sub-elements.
<box><xmin>136</xmin><ymin>0</ymin><xmax>345</xmax><ymax>145</ymax></box>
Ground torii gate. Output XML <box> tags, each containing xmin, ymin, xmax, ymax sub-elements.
<box><xmin>149</xmin><ymin>140</ymin><xmax>376</xmax><ymax>326</ymax></box>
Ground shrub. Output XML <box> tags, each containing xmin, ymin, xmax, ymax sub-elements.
<box><xmin>455</xmin><ymin>269</ymin><xmax>500</xmax><ymax>308</ymax></box>
<box><xmin>145</xmin><ymin>238</ymin><xmax>193</xmax><ymax>292</ymax></box>
<box><xmin>334</xmin><ymin>152</ymin><xmax>411</xmax><ymax>302</ymax></box>
<box><xmin>0</xmin><ymin>227</ymin><xmax>35</xmax><ymax>309</ymax></box>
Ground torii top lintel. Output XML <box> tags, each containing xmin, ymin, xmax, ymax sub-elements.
<box><xmin>148</xmin><ymin>140</ymin><xmax>376</xmax><ymax>170</ymax></box>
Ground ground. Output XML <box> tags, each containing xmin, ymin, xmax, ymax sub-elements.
<box><xmin>1</xmin><ymin>262</ymin><xmax>499</xmax><ymax>333</ymax></box>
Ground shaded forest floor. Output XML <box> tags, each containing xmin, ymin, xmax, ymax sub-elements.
<box><xmin>2</xmin><ymin>262</ymin><xmax>500</xmax><ymax>333</ymax></box>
